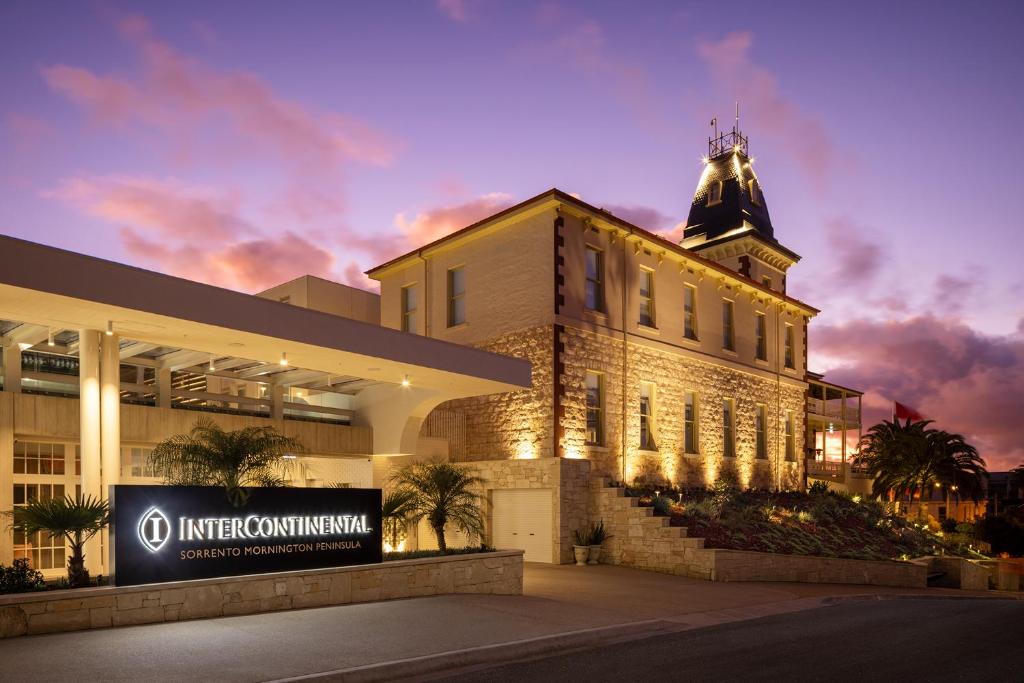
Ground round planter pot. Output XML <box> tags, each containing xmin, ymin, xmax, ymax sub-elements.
<box><xmin>587</xmin><ymin>545</ymin><xmax>602</xmax><ymax>565</ymax></box>
<box><xmin>573</xmin><ymin>545</ymin><xmax>589</xmax><ymax>566</ymax></box>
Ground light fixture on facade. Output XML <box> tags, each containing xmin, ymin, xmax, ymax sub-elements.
<box><xmin>282</xmin><ymin>453</ymin><xmax>298</xmax><ymax>460</ymax></box>
<box><xmin>106</xmin><ymin>321</ymin><xmax>114</xmax><ymax>336</ymax></box>
<box><xmin>47</xmin><ymin>328</ymin><xmax>55</xmax><ymax>347</ymax></box>
<box><xmin>827</xmin><ymin>422</ymin><xmax>834</xmax><ymax>434</ymax></box>
<box><xmin>208</xmin><ymin>355</ymin><xmax>216</xmax><ymax>372</ymax></box>
<box><xmin>401</xmin><ymin>375</ymin><xmax>411</xmax><ymax>388</ymax></box>
<box><xmin>279</xmin><ymin>352</ymin><xmax>289</xmax><ymax>367</ymax></box>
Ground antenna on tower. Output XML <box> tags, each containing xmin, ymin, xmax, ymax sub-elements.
<box><xmin>734</xmin><ymin>101</ymin><xmax>740</xmax><ymax>135</ymax></box>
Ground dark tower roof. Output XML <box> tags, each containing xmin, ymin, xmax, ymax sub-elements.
<box><xmin>683</xmin><ymin>130</ymin><xmax>776</xmax><ymax>245</ymax></box>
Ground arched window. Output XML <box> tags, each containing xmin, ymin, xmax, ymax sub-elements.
<box><xmin>749</xmin><ymin>179</ymin><xmax>761</xmax><ymax>206</ymax></box>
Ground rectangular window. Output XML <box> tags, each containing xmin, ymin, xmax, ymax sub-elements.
<box><xmin>785</xmin><ymin>411</ymin><xmax>796</xmax><ymax>461</ymax></box>
<box><xmin>707</xmin><ymin>180</ymin><xmax>723</xmax><ymax>206</ymax></box>
<box><xmin>755</xmin><ymin>312</ymin><xmax>767</xmax><ymax>361</ymax></box>
<box><xmin>639</xmin><ymin>269</ymin><xmax>656</xmax><ymax>327</ymax></box>
<box><xmin>447</xmin><ymin>267</ymin><xmax>466</xmax><ymax>327</ymax></box>
<box><xmin>784</xmin><ymin>323</ymin><xmax>795</xmax><ymax>369</ymax></box>
<box><xmin>683</xmin><ymin>284</ymin><xmax>698</xmax><ymax>340</ymax></box>
<box><xmin>722</xmin><ymin>399</ymin><xmax>735</xmax><ymax>458</ymax></box>
<box><xmin>684</xmin><ymin>391</ymin><xmax>699</xmax><ymax>454</ymax></box>
<box><xmin>722</xmin><ymin>299</ymin><xmax>735</xmax><ymax>351</ymax></box>
<box><xmin>762</xmin><ymin>276</ymin><xmax>773</xmax><ymax>289</ymax></box>
<box><xmin>639</xmin><ymin>383</ymin><xmax>658</xmax><ymax>451</ymax></box>
<box><xmin>585</xmin><ymin>372</ymin><xmax>604</xmax><ymax>446</ymax></box>
<box><xmin>12</xmin><ymin>482</ymin><xmax>66</xmax><ymax>570</ymax></box>
<box><xmin>401</xmin><ymin>284</ymin><xmax>418</xmax><ymax>333</ymax></box>
<box><xmin>13</xmin><ymin>441</ymin><xmax>65</xmax><ymax>476</ymax></box>
<box><xmin>122</xmin><ymin>446</ymin><xmax>156</xmax><ymax>478</ymax></box>
<box><xmin>756</xmin><ymin>405</ymin><xmax>768</xmax><ymax>459</ymax></box>
<box><xmin>585</xmin><ymin>247</ymin><xmax>604</xmax><ymax>312</ymax></box>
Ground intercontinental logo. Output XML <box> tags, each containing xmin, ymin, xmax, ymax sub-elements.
<box><xmin>136</xmin><ymin>507</ymin><xmax>372</xmax><ymax>553</ymax></box>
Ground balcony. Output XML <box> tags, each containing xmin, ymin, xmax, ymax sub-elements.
<box><xmin>805</xmin><ymin>457</ymin><xmax>845</xmax><ymax>481</ymax></box>
<box><xmin>806</xmin><ymin>397</ymin><xmax>860</xmax><ymax>424</ymax></box>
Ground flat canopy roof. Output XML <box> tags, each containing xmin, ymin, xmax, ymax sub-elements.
<box><xmin>0</xmin><ymin>235</ymin><xmax>530</xmax><ymax>398</ymax></box>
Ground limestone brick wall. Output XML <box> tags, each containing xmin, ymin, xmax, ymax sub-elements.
<box><xmin>701</xmin><ymin>549</ymin><xmax>927</xmax><ymax>587</ymax></box>
<box><xmin>434</xmin><ymin>325</ymin><xmax>554</xmax><ymax>462</ymax></box>
<box><xmin>0</xmin><ymin>550</ymin><xmax>523</xmax><ymax>639</ymax></box>
<box><xmin>562</xmin><ymin>326</ymin><xmax>805</xmax><ymax>489</ymax></box>
<box><xmin>471</xmin><ymin>457</ymin><xmax>590</xmax><ymax>564</ymax></box>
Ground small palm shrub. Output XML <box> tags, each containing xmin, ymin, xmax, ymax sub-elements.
<box><xmin>392</xmin><ymin>462</ymin><xmax>484</xmax><ymax>552</ymax></box>
<box><xmin>0</xmin><ymin>558</ymin><xmax>45</xmax><ymax>594</ymax></box>
<box><xmin>11</xmin><ymin>495</ymin><xmax>109</xmax><ymax>588</ymax></box>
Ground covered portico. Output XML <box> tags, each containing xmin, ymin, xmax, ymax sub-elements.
<box><xmin>0</xmin><ymin>235</ymin><xmax>530</xmax><ymax>575</ymax></box>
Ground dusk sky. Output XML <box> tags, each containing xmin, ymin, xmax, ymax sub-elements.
<box><xmin>1</xmin><ymin>1</ymin><xmax>1022</xmax><ymax>468</ymax></box>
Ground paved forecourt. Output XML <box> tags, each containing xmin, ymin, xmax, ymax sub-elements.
<box><xmin>0</xmin><ymin>563</ymin><xmax>1010</xmax><ymax>682</ymax></box>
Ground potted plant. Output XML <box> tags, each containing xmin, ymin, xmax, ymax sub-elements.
<box><xmin>572</xmin><ymin>528</ymin><xmax>590</xmax><ymax>565</ymax></box>
<box><xmin>587</xmin><ymin>520</ymin><xmax>611</xmax><ymax>565</ymax></box>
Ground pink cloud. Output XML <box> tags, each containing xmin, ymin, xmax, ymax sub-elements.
<box><xmin>41</xmin><ymin>15</ymin><xmax>400</xmax><ymax>169</ymax></box>
<box><xmin>437</xmin><ymin>0</ymin><xmax>472</xmax><ymax>22</ymax></box>
<box><xmin>813</xmin><ymin>315</ymin><xmax>1024</xmax><ymax>471</ymax></box>
<box><xmin>603</xmin><ymin>204</ymin><xmax>675</xmax><ymax>230</ymax></box>
<box><xmin>46</xmin><ymin>176</ymin><xmax>250</xmax><ymax>242</ymax></box>
<box><xmin>697</xmin><ymin>32</ymin><xmax>835</xmax><ymax>185</ymax></box>
<box><xmin>824</xmin><ymin>217</ymin><xmax>885</xmax><ymax>283</ymax></box>
<box><xmin>393</xmin><ymin>192</ymin><xmax>515</xmax><ymax>247</ymax></box>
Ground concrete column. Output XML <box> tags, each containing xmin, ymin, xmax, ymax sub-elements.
<box><xmin>78</xmin><ymin>330</ymin><xmax>102</xmax><ymax>576</ymax></box>
<box><xmin>100</xmin><ymin>335</ymin><xmax>121</xmax><ymax>575</ymax></box>
<box><xmin>0</xmin><ymin>393</ymin><xmax>14</xmax><ymax>566</ymax></box>
<box><xmin>156</xmin><ymin>367</ymin><xmax>172</xmax><ymax>408</ymax></box>
<box><xmin>2</xmin><ymin>343</ymin><xmax>22</xmax><ymax>393</ymax></box>
<box><xmin>271</xmin><ymin>384</ymin><xmax>285</xmax><ymax>421</ymax></box>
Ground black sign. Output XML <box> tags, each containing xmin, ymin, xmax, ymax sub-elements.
<box><xmin>110</xmin><ymin>485</ymin><xmax>382</xmax><ymax>586</ymax></box>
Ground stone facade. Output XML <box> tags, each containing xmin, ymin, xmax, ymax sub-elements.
<box><xmin>0</xmin><ymin>550</ymin><xmax>523</xmax><ymax>639</ymax></box>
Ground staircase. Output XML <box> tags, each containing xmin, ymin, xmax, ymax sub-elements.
<box><xmin>592</xmin><ymin>479</ymin><xmax>710</xmax><ymax>578</ymax></box>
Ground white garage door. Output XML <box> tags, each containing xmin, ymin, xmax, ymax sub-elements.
<box><xmin>491</xmin><ymin>489</ymin><xmax>553</xmax><ymax>563</ymax></box>
<box><xmin>416</xmin><ymin>517</ymin><xmax>476</xmax><ymax>551</ymax></box>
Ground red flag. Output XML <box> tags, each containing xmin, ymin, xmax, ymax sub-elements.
<box><xmin>894</xmin><ymin>401</ymin><xmax>926</xmax><ymax>422</ymax></box>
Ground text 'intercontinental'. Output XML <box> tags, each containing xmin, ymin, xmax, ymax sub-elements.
<box><xmin>178</xmin><ymin>514</ymin><xmax>372</xmax><ymax>542</ymax></box>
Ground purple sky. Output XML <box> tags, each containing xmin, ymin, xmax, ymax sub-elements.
<box><xmin>1</xmin><ymin>1</ymin><xmax>1022</xmax><ymax>469</ymax></box>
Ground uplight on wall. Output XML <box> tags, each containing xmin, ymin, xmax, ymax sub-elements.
<box><xmin>106</xmin><ymin>321</ymin><xmax>114</xmax><ymax>336</ymax></box>
<box><xmin>401</xmin><ymin>375</ymin><xmax>411</xmax><ymax>388</ymax></box>
<box><xmin>47</xmin><ymin>328</ymin><xmax>55</xmax><ymax>347</ymax></box>
<box><xmin>279</xmin><ymin>352</ymin><xmax>289</xmax><ymax>367</ymax></box>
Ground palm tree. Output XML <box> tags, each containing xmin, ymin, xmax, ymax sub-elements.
<box><xmin>855</xmin><ymin>418</ymin><xmax>987</xmax><ymax>507</ymax></box>
<box><xmin>11</xmin><ymin>495</ymin><xmax>109</xmax><ymax>588</ymax></box>
<box><xmin>381</xmin><ymin>489</ymin><xmax>417</xmax><ymax>551</ymax></box>
<box><xmin>392</xmin><ymin>462</ymin><xmax>485</xmax><ymax>552</ymax></box>
<box><xmin>148</xmin><ymin>418</ymin><xmax>304</xmax><ymax>506</ymax></box>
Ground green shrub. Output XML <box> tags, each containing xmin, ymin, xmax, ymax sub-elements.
<box><xmin>0</xmin><ymin>558</ymin><xmax>45</xmax><ymax>594</ymax></box>
<box><xmin>808</xmin><ymin>480</ymin><xmax>831</xmax><ymax>495</ymax></box>
<box><xmin>651</xmin><ymin>495</ymin><xmax>673</xmax><ymax>516</ymax></box>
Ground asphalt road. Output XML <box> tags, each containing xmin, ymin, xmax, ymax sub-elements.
<box><xmin>440</xmin><ymin>599</ymin><xmax>1024</xmax><ymax>682</ymax></box>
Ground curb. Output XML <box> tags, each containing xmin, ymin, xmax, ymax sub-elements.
<box><xmin>266</xmin><ymin>619</ymin><xmax>682</xmax><ymax>683</ymax></box>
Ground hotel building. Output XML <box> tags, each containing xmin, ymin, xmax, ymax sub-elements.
<box><xmin>1</xmin><ymin>129</ymin><xmax>860</xmax><ymax>572</ymax></box>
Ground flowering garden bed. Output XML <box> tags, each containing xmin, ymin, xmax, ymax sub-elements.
<box><xmin>628</xmin><ymin>483</ymin><xmax>984</xmax><ymax>562</ymax></box>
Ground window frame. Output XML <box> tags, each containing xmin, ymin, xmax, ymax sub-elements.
<box><xmin>755</xmin><ymin>311</ymin><xmax>767</xmax><ymax>361</ymax></box>
<box><xmin>639</xmin><ymin>268</ymin><xmax>656</xmax><ymax>328</ymax></box>
<box><xmin>447</xmin><ymin>266</ymin><xmax>466</xmax><ymax>328</ymax></box>
<box><xmin>683</xmin><ymin>390</ymin><xmax>699</xmax><ymax>454</ymax></box>
<box><xmin>683</xmin><ymin>284</ymin><xmax>699</xmax><ymax>341</ymax></box>
<box><xmin>585</xmin><ymin>371</ymin><xmax>605</xmax><ymax>447</ymax></box>
<box><xmin>784</xmin><ymin>323</ymin><xmax>796</xmax><ymax>369</ymax></box>
<box><xmin>749</xmin><ymin>178</ymin><xmax>761</xmax><ymax>206</ymax></box>
<box><xmin>722</xmin><ymin>398</ymin><xmax>736</xmax><ymax>458</ymax></box>
<box><xmin>722</xmin><ymin>299</ymin><xmax>736</xmax><ymax>351</ymax></box>
<box><xmin>707</xmin><ymin>180</ymin><xmax>723</xmax><ymax>206</ymax></box>
<box><xmin>639</xmin><ymin>382</ymin><xmax>658</xmax><ymax>451</ymax></box>
<box><xmin>785</xmin><ymin>411</ymin><xmax>796</xmax><ymax>461</ymax></box>
<box><xmin>400</xmin><ymin>283</ymin><xmax>418</xmax><ymax>334</ymax></box>
<box><xmin>755</xmin><ymin>404</ymin><xmax>768</xmax><ymax>459</ymax></box>
<box><xmin>584</xmin><ymin>246</ymin><xmax>605</xmax><ymax>313</ymax></box>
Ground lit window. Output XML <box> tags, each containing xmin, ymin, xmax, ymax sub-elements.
<box><xmin>585</xmin><ymin>247</ymin><xmax>604</xmax><ymax>312</ymax></box>
<box><xmin>639</xmin><ymin>383</ymin><xmax>658</xmax><ymax>451</ymax></box>
<box><xmin>585</xmin><ymin>372</ymin><xmax>604</xmax><ymax>446</ymax></box>
<box><xmin>755</xmin><ymin>312</ymin><xmax>767</xmax><ymax>361</ymax></box>
<box><xmin>13</xmin><ymin>441</ymin><xmax>65</xmax><ymax>476</ymax></box>
<box><xmin>749</xmin><ymin>179</ymin><xmax>761</xmax><ymax>206</ymax></box>
<box><xmin>684</xmin><ymin>391</ymin><xmax>699</xmax><ymax>454</ymax></box>
<box><xmin>683</xmin><ymin>284</ymin><xmax>698</xmax><ymax>341</ymax></box>
<box><xmin>401</xmin><ymin>284</ymin><xmax>418</xmax><ymax>333</ymax></box>
<box><xmin>723</xmin><ymin>399</ymin><xmax>735</xmax><ymax>458</ymax></box>
<box><xmin>785</xmin><ymin>411</ymin><xmax>796</xmax><ymax>461</ymax></box>
<box><xmin>447</xmin><ymin>267</ymin><xmax>466</xmax><ymax>327</ymax></box>
<box><xmin>707</xmin><ymin>180</ymin><xmax>723</xmax><ymax>206</ymax></box>
<box><xmin>722</xmin><ymin>299</ymin><xmax>735</xmax><ymax>351</ymax></box>
<box><xmin>12</xmin><ymin>482</ymin><xmax>66</xmax><ymax>570</ymax></box>
<box><xmin>639</xmin><ymin>269</ymin><xmax>656</xmax><ymax>328</ymax></box>
<box><xmin>756</xmin><ymin>405</ymin><xmax>768</xmax><ymax>459</ymax></box>
<box><xmin>784</xmin><ymin>323</ymin><xmax>795</xmax><ymax>369</ymax></box>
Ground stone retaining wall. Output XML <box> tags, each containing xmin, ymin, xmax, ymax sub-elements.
<box><xmin>0</xmin><ymin>550</ymin><xmax>523</xmax><ymax>639</ymax></box>
<box><xmin>922</xmin><ymin>556</ymin><xmax>991</xmax><ymax>591</ymax></box>
<box><xmin>685</xmin><ymin>548</ymin><xmax>927</xmax><ymax>587</ymax></box>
